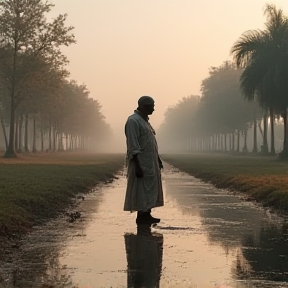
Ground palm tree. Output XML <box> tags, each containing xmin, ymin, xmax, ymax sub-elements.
<box><xmin>231</xmin><ymin>4</ymin><xmax>288</xmax><ymax>157</ymax></box>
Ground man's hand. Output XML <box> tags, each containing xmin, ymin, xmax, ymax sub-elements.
<box><xmin>158</xmin><ymin>156</ymin><xmax>163</xmax><ymax>170</ymax></box>
<box><xmin>133</xmin><ymin>154</ymin><xmax>144</xmax><ymax>178</ymax></box>
<box><xmin>135</xmin><ymin>163</ymin><xmax>144</xmax><ymax>178</ymax></box>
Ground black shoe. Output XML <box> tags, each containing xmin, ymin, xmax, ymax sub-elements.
<box><xmin>136</xmin><ymin>212</ymin><xmax>160</xmax><ymax>225</ymax></box>
<box><xmin>136</xmin><ymin>215</ymin><xmax>149</xmax><ymax>225</ymax></box>
<box><xmin>147</xmin><ymin>214</ymin><xmax>160</xmax><ymax>223</ymax></box>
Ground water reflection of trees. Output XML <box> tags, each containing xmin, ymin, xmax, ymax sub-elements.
<box><xmin>233</xmin><ymin>222</ymin><xmax>288</xmax><ymax>283</ymax></box>
<box><xmin>0</xmin><ymin>241</ymin><xmax>79</xmax><ymax>288</ymax></box>
<box><xmin>165</xmin><ymin>179</ymin><xmax>264</xmax><ymax>249</ymax></box>
<box><xmin>0</xmin><ymin>189</ymin><xmax>106</xmax><ymax>288</ymax></box>
<box><xmin>199</xmin><ymin>201</ymin><xmax>263</xmax><ymax>248</ymax></box>
<box><xmin>191</xmin><ymin>190</ymin><xmax>288</xmax><ymax>284</ymax></box>
<box><xmin>124</xmin><ymin>225</ymin><xmax>163</xmax><ymax>288</ymax></box>
<box><xmin>165</xmin><ymin>174</ymin><xmax>288</xmax><ymax>286</ymax></box>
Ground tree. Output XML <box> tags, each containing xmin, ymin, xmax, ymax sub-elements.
<box><xmin>231</xmin><ymin>4</ymin><xmax>288</xmax><ymax>157</ymax></box>
<box><xmin>158</xmin><ymin>62</ymin><xmax>260</xmax><ymax>154</ymax></box>
<box><xmin>157</xmin><ymin>95</ymin><xmax>200</xmax><ymax>152</ymax></box>
<box><xmin>0</xmin><ymin>66</ymin><xmax>10</xmax><ymax>149</ymax></box>
<box><xmin>0</xmin><ymin>0</ymin><xmax>75</xmax><ymax>157</ymax></box>
<box><xmin>197</xmin><ymin>62</ymin><xmax>257</xmax><ymax>153</ymax></box>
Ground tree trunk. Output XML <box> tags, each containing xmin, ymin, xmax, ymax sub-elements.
<box><xmin>232</xmin><ymin>132</ymin><xmax>235</xmax><ymax>152</ymax></box>
<box><xmin>81</xmin><ymin>136</ymin><xmax>84</xmax><ymax>150</ymax></box>
<box><xmin>57</xmin><ymin>133</ymin><xmax>60</xmax><ymax>151</ymax></box>
<box><xmin>48</xmin><ymin>119</ymin><xmax>52</xmax><ymax>151</ymax></box>
<box><xmin>70</xmin><ymin>135</ymin><xmax>73</xmax><ymax>151</ymax></box>
<box><xmin>4</xmin><ymin>105</ymin><xmax>16</xmax><ymax>157</ymax></box>
<box><xmin>0</xmin><ymin>118</ymin><xmax>8</xmax><ymax>149</ymax></box>
<box><xmin>242</xmin><ymin>129</ymin><xmax>248</xmax><ymax>153</ymax></box>
<box><xmin>269</xmin><ymin>107</ymin><xmax>275</xmax><ymax>155</ymax></box>
<box><xmin>262</xmin><ymin>112</ymin><xmax>269</xmax><ymax>154</ymax></box>
<box><xmin>15</xmin><ymin>116</ymin><xmax>19</xmax><ymax>152</ymax></box>
<box><xmin>78</xmin><ymin>136</ymin><xmax>81</xmax><ymax>152</ymax></box>
<box><xmin>280</xmin><ymin>108</ymin><xmax>288</xmax><ymax>159</ymax></box>
<box><xmin>53</xmin><ymin>129</ymin><xmax>57</xmax><ymax>151</ymax></box>
<box><xmin>65</xmin><ymin>133</ymin><xmax>68</xmax><ymax>151</ymax></box>
<box><xmin>252</xmin><ymin>117</ymin><xmax>258</xmax><ymax>154</ymax></box>
<box><xmin>236</xmin><ymin>130</ymin><xmax>240</xmax><ymax>153</ymax></box>
<box><xmin>32</xmin><ymin>114</ymin><xmax>37</xmax><ymax>152</ymax></box>
<box><xmin>41</xmin><ymin>124</ymin><xmax>44</xmax><ymax>152</ymax></box>
<box><xmin>58</xmin><ymin>133</ymin><xmax>63</xmax><ymax>151</ymax></box>
<box><xmin>75</xmin><ymin>135</ymin><xmax>78</xmax><ymax>150</ymax></box>
<box><xmin>212</xmin><ymin>135</ymin><xmax>215</xmax><ymax>151</ymax></box>
<box><xmin>284</xmin><ymin>111</ymin><xmax>287</xmax><ymax>151</ymax></box>
<box><xmin>24</xmin><ymin>114</ymin><xmax>29</xmax><ymax>152</ymax></box>
<box><xmin>258</xmin><ymin>122</ymin><xmax>263</xmax><ymax>138</ymax></box>
<box><xmin>4</xmin><ymin>34</ymin><xmax>18</xmax><ymax>158</ymax></box>
<box><xmin>18</xmin><ymin>115</ymin><xmax>23</xmax><ymax>153</ymax></box>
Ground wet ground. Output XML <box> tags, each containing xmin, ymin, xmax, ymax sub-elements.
<box><xmin>1</xmin><ymin>164</ymin><xmax>288</xmax><ymax>288</ymax></box>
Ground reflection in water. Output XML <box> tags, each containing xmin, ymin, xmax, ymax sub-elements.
<box><xmin>0</xmin><ymin>189</ymin><xmax>103</xmax><ymax>288</ymax></box>
<box><xmin>4</xmin><ymin>169</ymin><xmax>288</xmax><ymax>287</ymax></box>
<box><xmin>234</xmin><ymin>222</ymin><xmax>288</xmax><ymax>284</ymax></box>
<box><xmin>164</xmin><ymin>168</ymin><xmax>288</xmax><ymax>287</ymax></box>
<box><xmin>0</xmin><ymin>236</ymin><xmax>78</xmax><ymax>288</ymax></box>
<box><xmin>124</xmin><ymin>225</ymin><xmax>163</xmax><ymax>288</ymax></box>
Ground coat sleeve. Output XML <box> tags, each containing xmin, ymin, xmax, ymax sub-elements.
<box><xmin>125</xmin><ymin>118</ymin><xmax>141</xmax><ymax>161</ymax></box>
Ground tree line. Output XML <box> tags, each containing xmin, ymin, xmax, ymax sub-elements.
<box><xmin>158</xmin><ymin>4</ymin><xmax>288</xmax><ymax>159</ymax></box>
<box><xmin>0</xmin><ymin>0</ymin><xmax>111</xmax><ymax>158</ymax></box>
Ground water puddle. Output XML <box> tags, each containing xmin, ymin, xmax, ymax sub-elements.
<box><xmin>1</xmin><ymin>164</ymin><xmax>288</xmax><ymax>288</ymax></box>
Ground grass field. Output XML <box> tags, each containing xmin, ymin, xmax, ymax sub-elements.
<box><xmin>0</xmin><ymin>152</ymin><xmax>125</xmax><ymax>237</ymax></box>
<box><xmin>162</xmin><ymin>153</ymin><xmax>288</xmax><ymax>214</ymax></box>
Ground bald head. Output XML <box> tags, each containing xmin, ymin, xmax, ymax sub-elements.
<box><xmin>138</xmin><ymin>95</ymin><xmax>155</xmax><ymax>107</ymax></box>
<box><xmin>137</xmin><ymin>95</ymin><xmax>155</xmax><ymax>116</ymax></box>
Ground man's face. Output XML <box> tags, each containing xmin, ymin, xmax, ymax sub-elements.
<box><xmin>142</xmin><ymin>104</ymin><xmax>155</xmax><ymax>115</ymax></box>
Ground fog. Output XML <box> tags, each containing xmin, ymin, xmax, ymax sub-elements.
<box><xmin>48</xmin><ymin>0</ymin><xmax>288</xmax><ymax>153</ymax></box>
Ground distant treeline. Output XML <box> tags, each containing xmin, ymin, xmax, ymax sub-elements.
<box><xmin>0</xmin><ymin>0</ymin><xmax>111</xmax><ymax>157</ymax></box>
<box><xmin>158</xmin><ymin>4</ymin><xmax>288</xmax><ymax>159</ymax></box>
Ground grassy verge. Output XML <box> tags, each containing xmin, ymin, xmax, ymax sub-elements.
<box><xmin>0</xmin><ymin>152</ymin><xmax>125</xmax><ymax>237</ymax></box>
<box><xmin>162</xmin><ymin>153</ymin><xmax>288</xmax><ymax>213</ymax></box>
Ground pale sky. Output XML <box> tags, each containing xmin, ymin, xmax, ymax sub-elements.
<box><xmin>50</xmin><ymin>0</ymin><xmax>288</xmax><ymax>149</ymax></box>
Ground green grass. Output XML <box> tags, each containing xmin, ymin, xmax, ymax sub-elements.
<box><xmin>0</xmin><ymin>153</ymin><xmax>125</xmax><ymax>237</ymax></box>
<box><xmin>161</xmin><ymin>153</ymin><xmax>288</xmax><ymax>213</ymax></box>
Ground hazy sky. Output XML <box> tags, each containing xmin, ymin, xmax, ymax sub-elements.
<box><xmin>50</xmin><ymin>0</ymin><xmax>288</xmax><ymax>147</ymax></box>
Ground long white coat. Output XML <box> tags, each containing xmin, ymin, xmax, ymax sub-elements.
<box><xmin>123</xmin><ymin>111</ymin><xmax>164</xmax><ymax>212</ymax></box>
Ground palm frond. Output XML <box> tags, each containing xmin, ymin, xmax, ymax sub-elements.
<box><xmin>230</xmin><ymin>30</ymin><xmax>267</xmax><ymax>67</ymax></box>
<box><xmin>265</xmin><ymin>4</ymin><xmax>288</xmax><ymax>28</ymax></box>
<box><xmin>240</xmin><ymin>50</ymin><xmax>273</xmax><ymax>96</ymax></box>
<box><xmin>240</xmin><ymin>63</ymin><xmax>263</xmax><ymax>100</ymax></box>
<box><xmin>264</xmin><ymin>4</ymin><xmax>288</xmax><ymax>44</ymax></box>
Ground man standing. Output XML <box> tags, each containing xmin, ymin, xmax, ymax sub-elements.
<box><xmin>124</xmin><ymin>96</ymin><xmax>164</xmax><ymax>225</ymax></box>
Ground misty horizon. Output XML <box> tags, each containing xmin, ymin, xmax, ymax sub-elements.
<box><xmin>49</xmin><ymin>0</ymin><xmax>288</xmax><ymax>146</ymax></box>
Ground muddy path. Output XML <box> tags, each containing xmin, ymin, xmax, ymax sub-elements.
<box><xmin>1</xmin><ymin>164</ymin><xmax>288</xmax><ymax>288</ymax></box>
